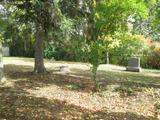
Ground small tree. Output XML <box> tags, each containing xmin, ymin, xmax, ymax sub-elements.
<box><xmin>84</xmin><ymin>0</ymin><xmax>148</xmax><ymax>91</ymax></box>
<box><xmin>88</xmin><ymin>41</ymin><xmax>104</xmax><ymax>91</ymax></box>
<box><xmin>4</xmin><ymin>0</ymin><xmax>64</xmax><ymax>73</ymax></box>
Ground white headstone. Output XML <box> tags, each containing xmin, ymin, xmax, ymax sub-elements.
<box><xmin>2</xmin><ymin>46</ymin><xmax>9</xmax><ymax>57</ymax></box>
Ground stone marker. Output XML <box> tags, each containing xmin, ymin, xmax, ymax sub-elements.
<box><xmin>59</xmin><ymin>66</ymin><xmax>70</xmax><ymax>75</ymax></box>
<box><xmin>126</xmin><ymin>57</ymin><xmax>141</xmax><ymax>72</ymax></box>
<box><xmin>2</xmin><ymin>46</ymin><xmax>9</xmax><ymax>57</ymax></box>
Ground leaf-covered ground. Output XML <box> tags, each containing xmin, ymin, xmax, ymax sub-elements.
<box><xmin>0</xmin><ymin>57</ymin><xmax>160</xmax><ymax>120</ymax></box>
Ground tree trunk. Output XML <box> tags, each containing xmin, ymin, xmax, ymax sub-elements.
<box><xmin>34</xmin><ymin>24</ymin><xmax>46</xmax><ymax>73</ymax></box>
<box><xmin>106</xmin><ymin>51</ymin><xmax>109</xmax><ymax>64</ymax></box>
<box><xmin>0</xmin><ymin>43</ymin><xmax>3</xmax><ymax>80</ymax></box>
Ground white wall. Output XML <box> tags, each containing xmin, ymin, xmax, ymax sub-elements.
<box><xmin>2</xmin><ymin>46</ymin><xmax>9</xmax><ymax>57</ymax></box>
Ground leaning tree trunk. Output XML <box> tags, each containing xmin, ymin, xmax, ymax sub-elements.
<box><xmin>34</xmin><ymin>24</ymin><xmax>46</xmax><ymax>73</ymax></box>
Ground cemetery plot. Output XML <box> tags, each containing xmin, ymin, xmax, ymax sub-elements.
<box><xmin>0</xmin><ymin>57</ymin><xmax>159</xmax><ymax>120</ymax></box>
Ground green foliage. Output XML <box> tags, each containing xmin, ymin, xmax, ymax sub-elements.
<box><xmin>44</xmin><ymin>44</ymin><xmax>56</xmax><ymax>59</ymax></box>
<box><xmin>93</xmin><ymin>0</ymin><xmax>148</xmax><ymax>37</ymax></box>
<box><xmin>114</xmin><ymin>33</ymin><xmax>148</xmax><ymax>55</ymax></box>
<box><xmin>147</xmin><ymin>47</ymin><xmax>160</xmax><ymax>69</ymax></box>
<box><xmin>153</xmin><ymin>1</ymin><xmax>160</xmax><ymax>32</ymax></box>
<box><xmin>110</xmin><ymin>32</ymin><xmax>150</xmax><ymax>65</ymax></box>
<box><xmin>80</xmin><ymin>0</ymin><xmax>149</xmax><ymax>91</ymax></box>
<box><xmin>70</xmin><ymin>39</ymin><xmax>105</xmax><ymax>91</ymax></box>
<box><xmin>0</xmin><ymin>34</ymin><xmax>4</xmax><ymax>42</ymax></box>
<box><xmin>89</xmin><ymin>41</ymin><xmax>104</xmax><ymax>80</ymax></box>
<box><xmin>68</xmin><ymin>37</ymin><xmax>89</xmax><ymax>62</ymax></box>
<box><xmin>1</xmin><ymin>1</ymin><xmax>75</xmax><ymax>58</ymax></box>
<box><xmin>44</xmin><ymin>43</ymin><xmax>68</xmax><ymax>61</ymax></box>
<box><xmin>60</xmin><ymin>17</ymin><xmax>74</xmax><ymax>37</ymax></box>
<box><xmin>133</xmin><ymin>0</ymin><xmax>160</xmax><ymax>41</ymax></box>
<box><xmin>3</xmin><ymin>0</ymin><xmax>160</xmax><ymax>72</ymax></box>
<box><xmin>3</xmin><ymin>23</ymin><xmax>35</xmax><ymax>57</ymax></box>
<box><xmin>82</xmin><ymin>40</ymin><xmax>104</xmax><ymax>91</ymax></box>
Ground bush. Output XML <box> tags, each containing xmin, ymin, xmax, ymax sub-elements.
<box><xmin>44</xmin><ymin>44</ymin><xmax>68</xmax><ymax>60</ymax></box>
<box><xmin>44</xmin><ymin>37</ymin><xmax>90</xmax><ymax>61</ymax></box>
<box><xmin>147</xmin><ymin>47</ymin><xmax>160</xmax><ymax>69</ymax></box>
<box><xmin>109</xmin><ymin>33</ymin><xmax>150</xmax><ymax>66</ymax></box>
<box><xmin>44</xmin><ymin>44</ymin><xmax>56</xmax><ymax>59</ymax></box>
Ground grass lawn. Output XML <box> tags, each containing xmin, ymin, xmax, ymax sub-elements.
<box><xmin>0</xmin><ymin>57</ymin><xmax>160</xmax><ymax>120</ymax></box>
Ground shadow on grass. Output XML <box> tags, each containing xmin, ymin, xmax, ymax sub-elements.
<box><xmin>0</xmin><ymin>86</ymin><xmax>158</xmax><ymax>120</ymax></box>
<box><xmin>4</xmin><ymin>64</ymin><xmax>95</xmax><ymax>93</ymax></box>
<box><xmin>0</xmin><ymin>86</ymin><xmax>88</xmax><ymax>120</ymax></box>
<box><xmin>4</xmin><ymin>64</ymin><xmax>160</xmax><ymax>95</ymax></box>
<box><xmin>1</xmin><ymin>64</ymin><xmax>160</xmax><ymax>119</ymax></box>
<box><xmin>70</xmin><ymin>68</ymin><xmax>160</xmax><ymax>87</ymax></box>
<box><xmin>69</xmin><ymin>68</ymin><xmax>160</xmax><ymax>97</ymax></box>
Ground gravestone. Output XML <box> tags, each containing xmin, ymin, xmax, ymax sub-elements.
<box><xmin>2</xmin><ymin>46</ymin><xmax>9</xmax><ymax>57</ymax></box>
<box><xmin>59</xmin><ymin>65</ymin><xmax>70</xmax><ymax>75</ymax></box>
<box><xmin>126</xmin><ymin>57</ymin><xmax>141</xmax><ymax>72</ymax></box>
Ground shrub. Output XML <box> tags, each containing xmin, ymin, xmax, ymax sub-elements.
<box><xmin>44</xmin><ymin>44</ymin><xmax>68</xmax><ymax>60</ymax></box>
<box><xmin>147</xmin><ymin>47</ymin><xmax>160</xmax><ymax>69</ymax></box>
<box><xmin>109</xmin><ymin>33</ymin><xmax>150</xmax><ymax>66</ymax></box>
<box><xmin>44</xmin><ymin>44</ymin><xmax>56</xmax><ymax>59</ymax></box>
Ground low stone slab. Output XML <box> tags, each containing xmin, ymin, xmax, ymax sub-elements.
<box><xmin>126</xmin><ymin>57</ymin><xmax>141</xmax><ymax>72</ymax></box>
<box><xmin>126</xmin><ymin>66</ymin><xmax>141</xmax><ymax>72</ymax></box>
<box><xmin>59</xmin><ymin>66</ymin><xmax>70</xmax><ymax>74</ymax></box>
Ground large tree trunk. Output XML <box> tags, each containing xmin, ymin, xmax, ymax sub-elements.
<box><xmin>34</xmin><ymin>24</ymin><xmax>46</xmax><ymax>73</ymax></box>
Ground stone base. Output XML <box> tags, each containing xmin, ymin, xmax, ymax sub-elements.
<box><xmin>126</xmin><ymin>67</ymin><xmax>141</xmax><ymax>72</ymax></box>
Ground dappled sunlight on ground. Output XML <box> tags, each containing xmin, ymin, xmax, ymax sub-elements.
<box><xmin>0</xmin><ymin>57</ymin><xmax>160</xmax><ymax>120</ymax></box>
<box><xmin>26</xmin><ymin>84</ymin><xmax>156</xmax><ymax>117</ymax></box>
